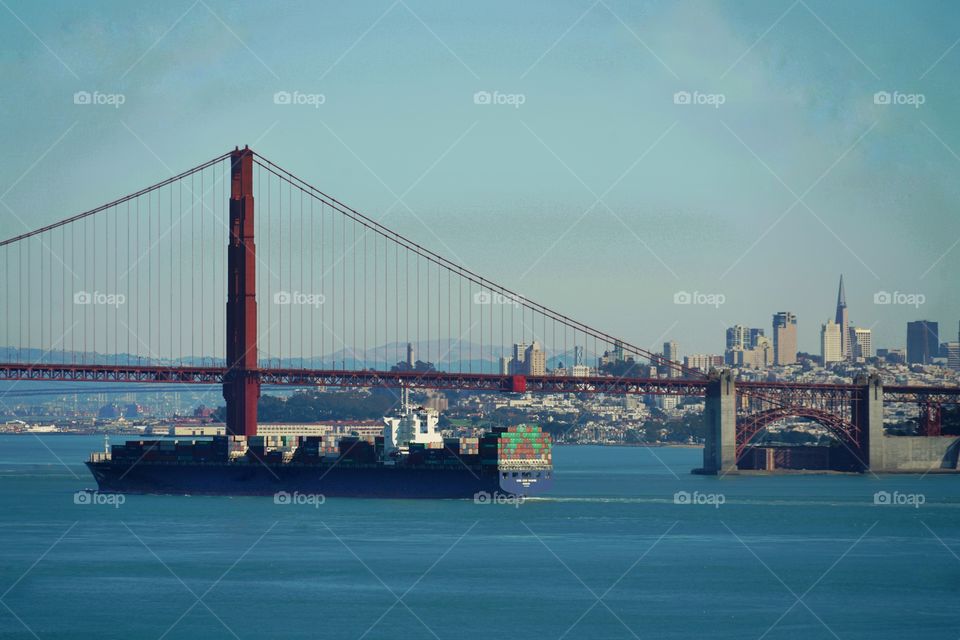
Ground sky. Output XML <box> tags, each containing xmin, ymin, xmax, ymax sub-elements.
<box><xmin>1</xmin><ymin>0</ymin><xmax>958</xmax><ymax>356</ymax></box>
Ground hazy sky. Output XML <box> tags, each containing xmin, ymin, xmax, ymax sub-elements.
<box><xmin>1</xmin><ymin>0</ymin><xmax>958</xmax><ymax>355</ymax></box>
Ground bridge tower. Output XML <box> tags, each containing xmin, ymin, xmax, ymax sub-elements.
<box><xmin>223</xmin><ymin>147</ymin><xmax>260</xmax><ymax>436</ymax></box>
<box><xmin>701</xmin><ymin>370</ymin><xmax>737</xmax><ymax>474</ymax></box>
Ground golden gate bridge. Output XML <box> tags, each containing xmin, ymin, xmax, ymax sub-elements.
<box><xmin>0</xmin><ymin>147</ymin><xmax>957</xmax><ymax>472</ymax></box>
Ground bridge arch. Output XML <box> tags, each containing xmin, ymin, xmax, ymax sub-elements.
<box><xmin>736</xmin><ymin>407</ymin><xmax>863</xmax><ymax>462</ymax></box>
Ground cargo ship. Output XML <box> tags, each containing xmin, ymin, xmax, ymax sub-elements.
<box><xmin>85</xmin><ymin>414</ymin><xmax>553</xmax><ymax>499</ymax></box>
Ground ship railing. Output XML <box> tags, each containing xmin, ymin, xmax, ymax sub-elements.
<box><xmin>89</xmin><ymin>451</ymin><xmax>111</xmax><ymax>462</ymax></box>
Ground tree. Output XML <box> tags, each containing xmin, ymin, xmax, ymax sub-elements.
<box><xmin>212</xmin><ymin>389</ymin><xmax>397</xmax><ymax>423</ymax></box>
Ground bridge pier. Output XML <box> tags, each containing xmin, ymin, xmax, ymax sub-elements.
<box><xmin>854</xmin><ymin>374</ymin><xmax>884</xmax><ymax>471</ymax></box>
<box><xmin>858</xmin><ymin>374</ymin><xmax>960</xmax><ymax>472</ymax></box>
<box><xmin>699</xmin><ymin>370</ymin><xmax>737</xmax><ymax>475</ymax></box>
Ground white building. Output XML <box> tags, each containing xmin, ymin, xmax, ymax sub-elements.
<box><xmin>851</xmin><ymin>327</ymin><xmax>872</xmax><ymax>360</ymax></box>
<box><xmin>524</xmin><ymin>342</ymin><xmax>546</xmax><ymax>375</ymax></box>
<box><xmin>655</xmin><ymin>395</ymin><xmax>680</xmax><ymax>411</ymax></box>
<box><xmin>821</xmin><ymin>319</ymin><xmax>843</xmax><ymax>364</ymax></box>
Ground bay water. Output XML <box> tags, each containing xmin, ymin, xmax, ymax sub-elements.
<box><xmin>0</xmin><ymin>435</ymin><xmax>957</xmax><ymax>639</ymax></box>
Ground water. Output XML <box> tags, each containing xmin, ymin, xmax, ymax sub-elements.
<box><xmin>0</xmin><ymin>436</ymin><xmax>957</xmax><ymax>639</ymax></box>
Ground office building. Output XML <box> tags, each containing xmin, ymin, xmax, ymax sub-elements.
<box><xmin>728</xmin><ymin>336</ymin><xmax>773</xmax><ymax>369</ymax></box>
<box><xmin>663</xmin><ymin>341</ymin><xmax>679</xmax><ymax>378</ymax></box>
<box><xmin>943</xmin><ymin>342</ymin><xmax>960</xmax><ymax>370</ymax></box>
<box><xmin>850</xmin><ymin>327</ymin><xmax>872</xmax><ymax>360</ymax></box>
<box><xmin>684</xmin><ymin>354</ymin><xmax>724</xmax><ymax>373</ymax></box>
<box><xmin>663</xmin><ymin>340</ymin><xmax>679</xmax><ymax>363</ymax></box>
<box><xmin>821</xmin><ymin>319</ymin><xmax>843</xmax><ymax>364</ymax></box>
<box><xmin>725</xmin><ymin>325</ymin><xmax>765</xmax><ymax>364</ymax></box>
<box><xmin>772</xmin><ymin>312</ymin><xmax>798</xmax><ymax>366</ymax></box>
<box><xmin>907</xmin><ymin>320</ymin><xmax>939</xmax><ymax>364</ymax></box>
<box><xmin>726</xmin><ymin>325</ymin><xmax>750</xmax><ymax>351</ymax></box>
<box><xmin>524</xmin><ymin>342</ymin><xmax>546</xmax><ymax>376</ymax></box>
<box><xmin>504</xmin><ymin>342</ymin><xmax>528</xmax><ymax>375</ymax></box>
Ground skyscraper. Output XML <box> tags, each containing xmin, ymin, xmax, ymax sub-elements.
<box><xmin>663</xmin><ymin>340</ymin><xmax>679</xmax><ymax>362</ymax></box>
<box><xmin>835</xmin><ymin>276</ymin><xmax>849</xmax><ymax>359</ymax></box>
<box><xmin>954</xmin><ymin>320</ymin><xmax>960</xmax><ymax>369</ymax></box>
<box><xmin>851</xmin><ymin>327</ymin><xmax>872</xmax><ymax>360</ymax></box>
<box><xmin>772</xmin><ymin>312</ymin><xmax>798</xmax><ymax>366</ymax></box>
<box><xmin>821</xmin><ymin>319</ymin><xmax>843</xmax><ymax>364</ymax></box>
<box><xmin>505</xmin><ymin>342</ymin><xmax>528</xmax><ymax>375</ymax></box>
<box><xmin>726</xmin><ymin>325</ymin><xmax>749</xmax><ymax>351</ymax></box>
<box><xmin>524</xmin><ymin>342</ymin><xmax>546</xmax><ymax>376</ymax></box>
<box><xmin>907</xmin><ymin>321</ymin><xmax>939</xmax><ymax>364</ymax></box>
<box><xmin>663</xmin><ymin>341</ymin><xmax>679</xmax><ymax>378</ymax></box>
<box><xmin>513</xmin><ymin>342</ymin><xmax>527</xmax><ymax>365</ymax></box>
<box><xmin>725</xmin><ymin>325</ymin><xmax>765</xmax><ymax>365</ymax></box>
<box><xmin>946</xmin><ymin>342</ymin><xmax>960</xmax><ymax>370</ymax></box>
<box><xmin>726</xmin><ymin>325</ymin><xmax>763</xmax><ymax>350</ymax></box>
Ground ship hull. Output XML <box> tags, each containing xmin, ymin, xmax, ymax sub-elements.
<box><xmin>86</xmin><ymin>460</ymin><xmax>525</xmax><ymax>499</ymax></box>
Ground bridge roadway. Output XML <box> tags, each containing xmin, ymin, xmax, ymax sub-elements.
<box><xmin>1</xmin><ymin>362</ymin><xmax>957</xmax><ymax>403</ymax></box>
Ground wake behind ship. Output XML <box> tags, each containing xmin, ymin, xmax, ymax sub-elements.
<box><xmin>86</xmin><ymin>423</ymin><xmax>553</xmax><ymax>499</ymax></box>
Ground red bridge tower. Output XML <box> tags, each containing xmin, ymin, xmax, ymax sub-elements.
<box><xmin>223</xmin><ymin>147</ymin><xmax>259</xmax><ymax>436</ymax></box>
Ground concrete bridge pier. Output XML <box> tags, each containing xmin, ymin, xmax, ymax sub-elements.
<box><xmin>854</xmin><ymin>374</ymin><xmax>884</xmax><ymax>471</ymax></box>
<box><xmin>857</xmin><ymin>373</ymin><xmax>960</xmax><ymax>472</ymax></box>
<box><xmin>698</xmin><ymin>370</ymin><xmax>737</xmax><ymax>475</ymax></box>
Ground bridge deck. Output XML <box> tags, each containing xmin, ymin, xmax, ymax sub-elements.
<box><xmin>0</xmin><ymin>363</ymin><xmax>957</xmax><ymax>402</ymax></box>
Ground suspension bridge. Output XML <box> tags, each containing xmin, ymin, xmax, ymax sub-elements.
<box><xmin>1</xmin><ymin>147</ymin><xmax>957</xmax><ymax>473</ymax></box>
